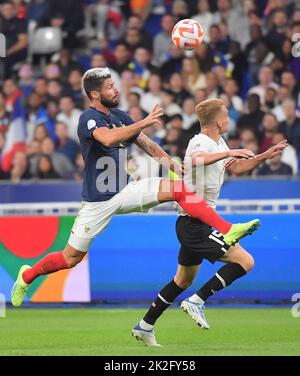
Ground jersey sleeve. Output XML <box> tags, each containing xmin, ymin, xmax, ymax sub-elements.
<box><xmin>78</xmin><ymin>113</ymin><xmax>107</xmax><ymax>141</ymax></box>
<box><xmin>189</xmin><ymin>136</ymin><xmax>213</xmax><ymax>155</ymax></box>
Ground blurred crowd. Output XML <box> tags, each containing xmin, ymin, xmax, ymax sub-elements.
<box><xmin>0</xmin><ymin>0</ymin><xmax>300</xmax><ymax>182</ymax></box>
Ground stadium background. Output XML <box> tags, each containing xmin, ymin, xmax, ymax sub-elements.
<box><xmin>0</xmin><ymin>0</ymin><xmax>300</xmax><ymax>307</ymax></box>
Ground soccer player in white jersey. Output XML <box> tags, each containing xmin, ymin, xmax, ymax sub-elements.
<box><xmin>133</xmin><ymin>98</ymin><xmax>287</xmax><ymax>346</ymax></box>
<box><xmin>11</xmin><ymin>70</ymin><xmax>260</xmax><ymax>309</ymax></box>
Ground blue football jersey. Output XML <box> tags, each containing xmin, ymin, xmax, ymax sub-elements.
<box><xmin>77</xmin><ymin>106</ymin><xmax>138</xmax><ymax>202</ymax></box>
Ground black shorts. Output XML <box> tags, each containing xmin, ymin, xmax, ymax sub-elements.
<box><xmin>176</xmin><ymin>215</ymin><xmax>230</xmax><ymax>266</ymax></box>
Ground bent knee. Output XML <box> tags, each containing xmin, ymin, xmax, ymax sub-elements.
<box><xmin>63</xmin><ymin>250</ymin><xmax>85</xmax><ymax>268</ymax></box>
<box><xmin>67</xmin><ymin>258</ymin><xmax>80</xmax><ymax>268</ymax></box>
<box><xmin>239</xmin><ymin>254</ymin><xmax>255</xmax><ymax>273</ymax></box>
<box><xmin>174</xmin><ymin>276</ymin><xmax>194</xmax><ymax>289</ymax></box>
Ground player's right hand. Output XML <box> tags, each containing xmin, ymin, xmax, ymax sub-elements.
<box><xmin>144</xmin><ymin>105</ymin><xmax>164</xmax><ymax>127</ymax></box>
<box><xmin>228</xmin><ymin>149</ymin><xmax>255</xmax><ymax>159</ymax></box>
<box><xmin>264</xmin><ymin>139</ymin><xmax>288</xmax><ymax>159</ymax></box>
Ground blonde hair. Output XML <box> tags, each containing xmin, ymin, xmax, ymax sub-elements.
<box><xmin>195</xmin><ymin>98</ymin><xmax>224</xmax><ymax>127</ymax></box>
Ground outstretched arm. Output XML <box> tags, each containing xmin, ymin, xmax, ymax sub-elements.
<box><xmin>92</xmin><ymin>105</ymin><xmax>163</xmax><ymax>147</ymax></box>
<box><xmin>135</xmin><ymin>132</ymin><xmax>183</xmax><ymax>176</ymax></box>
<box><xmin>191</xmin><ymin>149</ymin><xmax>255</xmax><ymax>166</ymax></box>
<box><xmin>228</xmin><ymin>140</ymin><xmax>288</xmax><ymax>175</ymax></box>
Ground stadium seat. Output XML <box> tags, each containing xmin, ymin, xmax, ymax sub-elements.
<box><xmin>28</xmin><ymin>21</ymin><xmax>62</xmax><ymax>63</ymax></box>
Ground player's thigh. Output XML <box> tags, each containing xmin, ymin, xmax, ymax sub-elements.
<box><xmin>217</xmin><ymin>243</ymin><xmax>255</xmax><ymax>272</ymax></box>
<box><xmin>68</xmin><ymin>199</ymin><xmax>119</xmax><ymax>252</ymax></box>
<box><xmin>174</xmin><ymin>264</ymin><xmax>200</xmax><ymax>289</ymax></box>
<box><xmin>176</xmin><ymin>216</ymin><xmax>229</xmax><ymax>264</ymax></box>
<box><xmin>118</xmin><ymin>177</ymin><xmax>162</xmax><ymax>214</ymax></box>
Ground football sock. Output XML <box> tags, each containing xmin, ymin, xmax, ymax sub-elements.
<box><xmin>22</xmin><ymin>251</ymin><xmax>70</xmax><ymax>285</ymax></box>
<box><xmin>139</xmin><ymin>319</ymin><xmax>154</xmax><ymax>331</ymax></box>
<box><xmin>143</xmin><ymin>279</ymin><xmax>185</xmax><ymax>325</ymax></box>
<box><xmin>172</xmin><ymin>180</ymin><xmax>232</xmax><ymax>234</ymax></box>
<box><xmin>196</xmin><ymin>263</ymin><xmax>247</xmax><ymax>302</ymax></box>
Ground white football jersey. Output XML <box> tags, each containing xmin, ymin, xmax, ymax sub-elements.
<box><xmin>182</xmin><ymin>133</ymin><xmax>232</xmax><ymax>209</ymax></box>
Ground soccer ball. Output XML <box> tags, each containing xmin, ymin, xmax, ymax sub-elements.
<box><xmin>172</xmin><ymin>19</ymin><xmax>204</xmax><ymax>50</ymax></box>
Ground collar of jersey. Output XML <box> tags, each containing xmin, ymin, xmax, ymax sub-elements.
<box><xmin>89</xmin><ymin>106</ymin><xmax>111</xmax><ymax>117</ymax></box>
<box><xmin>199</xmin><ymin>132</ymin><xmax>222</xmax><ymax>146</ymax></box>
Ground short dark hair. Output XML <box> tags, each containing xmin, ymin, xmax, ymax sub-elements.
<box><xmin>69</xmin><ymin>67</ymin><xmax>84</xmax><ymax>76</ymax></box>
<box><xmin>55</xmin><ymin>121</ymin><xmax>68</xmax><ymax>129</ymax></box>
<box><xmin>47</xmin><ymin>78</ymin><xmax>62</xmax><ymax>86</ymax></box>
<box><xmin>264</xmin><ymin>112</ymin><xmax>277</xmax><ymax>121</ymax></box>
<box><xmin>161</xmin><ymin>89</ymin><xmax>176</xmax><ymax>98</ymax></box>
<box><xmin>169</xmin><ymin>114</ymin><xmax>183</xmax><ymax>122</ymax></box>
<box><xmin>59</xmin><ymin>94</ymin><xmax>74</xmax><ymax>102</ymax></box>
<box><xmin>210</xmin><ymin>24</ymin><xmax>220</xmax><ymax>31</ymax></box>
<box><xmin>82</xmin><ymin>68</ymin><xmax>111</xmax><ymax>100</ymax></box>
<box><xmin>128</xmin><ymin>91</ymin><xmax>141</xmax><ymax>100</ymax></box>
<box><xmin>248</xmin><ymin>93</ymin><xmax>260</xmax><ymax>103</ymax></box>
<box><xmin>115</xmin><ymin>42</ymin><xmax>129</xmax><ymax>49</ymax></box>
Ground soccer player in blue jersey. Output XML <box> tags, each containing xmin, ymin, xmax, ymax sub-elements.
<box><xmin>11</xmin><ymin>68</ymin><xmax>260</xmax><ymax>308</ymax></box>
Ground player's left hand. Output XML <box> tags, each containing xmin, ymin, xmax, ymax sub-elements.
<box><xmin>265</xmin><ymin>140</ymin><xmax>288</xmax><ymax>159</ymax></box>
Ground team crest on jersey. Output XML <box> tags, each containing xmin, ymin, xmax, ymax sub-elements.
<box><xmin>87</xmin><ymin>119</ymin><xmax>96</xmax><ymax>130</ymax></box>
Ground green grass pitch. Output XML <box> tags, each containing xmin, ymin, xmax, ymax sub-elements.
<box><xmin>0</xmin><ymin>307</ymin><xmax>299</xmax><ymax>356</ymax></box>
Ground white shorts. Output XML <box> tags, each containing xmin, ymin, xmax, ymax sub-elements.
<box><xmin>68</xmin><ymin>177</ymin><xmax>162</xmax><ymax>252</ymax></box>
